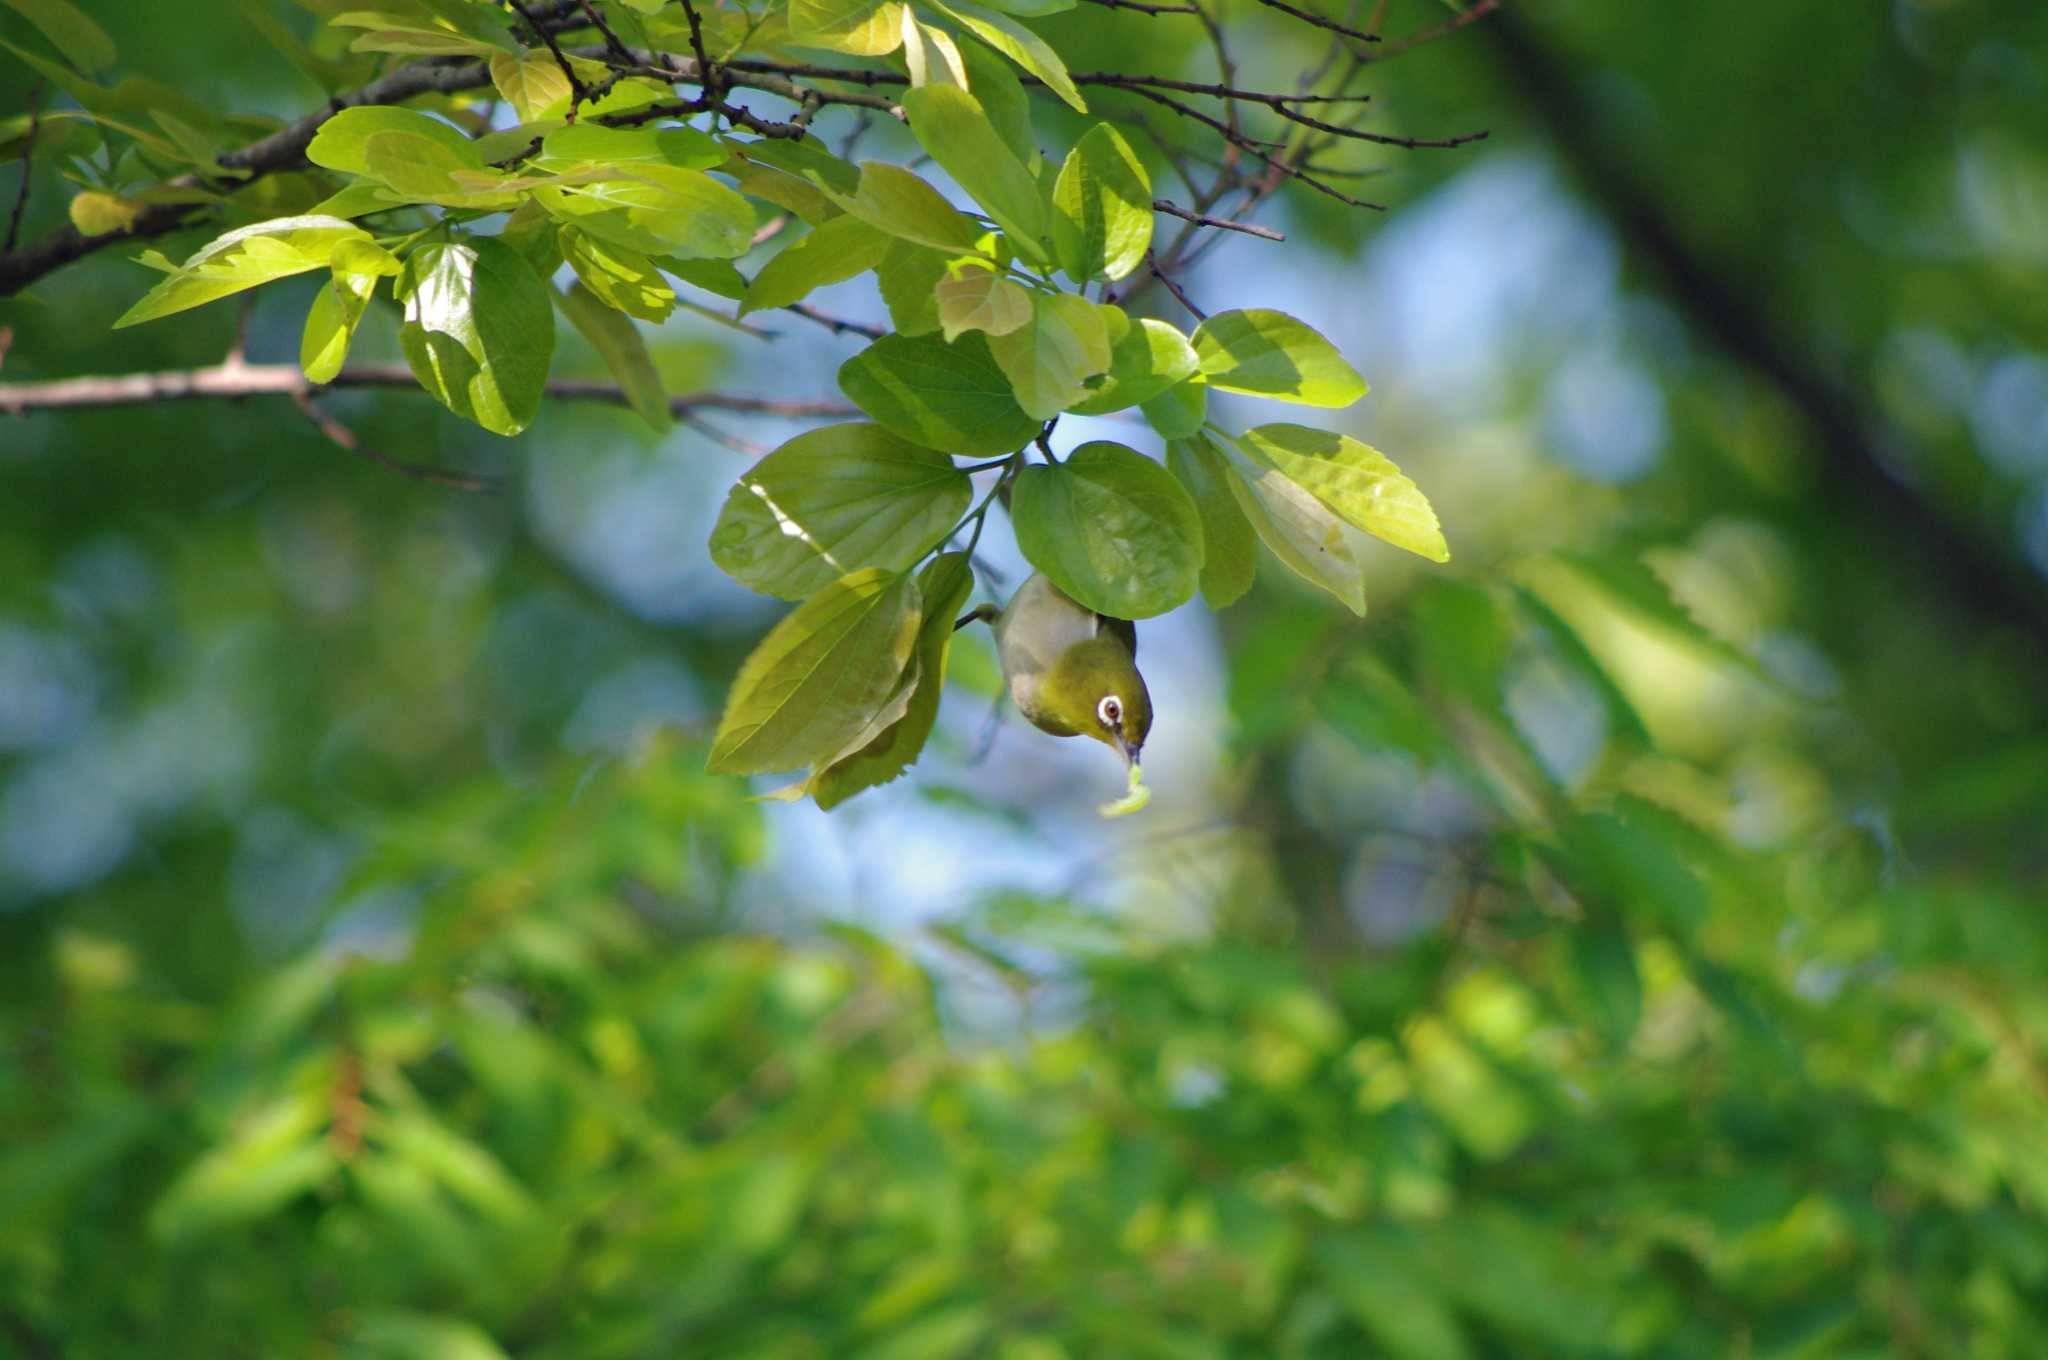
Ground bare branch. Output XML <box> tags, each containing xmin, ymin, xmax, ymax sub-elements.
<box><xmin>4</xmin><ymin>80</ymin><xmax>42</xmax><ymax>255</ymax></box>
<box><xmin>0</xmin><ymin>361</ymin><xmax>858</xmax><ymax>423</ymax></box>
<box><xmin>289</xmin><ymin>387</ymin><xmax>498</xmax><ymax>492</ymax></box>
<box><xmin>1152</xmin><ymin>198</ymin><xmax>1284</xmax><ymax>241</ymax></box>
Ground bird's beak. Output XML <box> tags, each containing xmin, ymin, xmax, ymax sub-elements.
<box><xmin>1119</xmin><ymin>738</ymin><xmax>1142</xmax><ymax>771</ymax></box>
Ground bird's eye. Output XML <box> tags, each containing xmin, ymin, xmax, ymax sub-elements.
<box><xmin>1098</xmin><ymin>696</ymin><xmax>1122</xmax><ymax>728</ymax></box>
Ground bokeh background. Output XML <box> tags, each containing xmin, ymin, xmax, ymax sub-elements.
<box><xmin>5</xmin><ymin>0</ymin><xmax>2048</xmax><ymax>1354</ymax></box>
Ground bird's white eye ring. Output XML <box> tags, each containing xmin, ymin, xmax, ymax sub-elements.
<box><xmin>1098</xmin><ymin>696</ymin><xmax>1122</xmax><ymax>728</ymax></box>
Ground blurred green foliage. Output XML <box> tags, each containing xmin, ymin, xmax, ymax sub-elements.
<box><xmin>6</xmin><ymin>0</ymin><xmax>2048</xmax><ymax>1355</ymax></box>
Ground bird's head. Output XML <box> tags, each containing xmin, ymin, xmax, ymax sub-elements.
<box><xmin>1039</xmin><ymin>634</ymin><xmax>1152</xmax><ymax>768</ymax></box>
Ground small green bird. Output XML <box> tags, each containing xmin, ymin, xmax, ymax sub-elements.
<box><xmin>960</xmin><ymin>571</ymin><xmax>1152</xmax><ymax>774</ymax></box>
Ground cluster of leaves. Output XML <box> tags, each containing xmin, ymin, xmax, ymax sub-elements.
<box><xmin>80</xmin><ymin>0</ymin><xmax>1451</xmax><ymax>805</ymax></box>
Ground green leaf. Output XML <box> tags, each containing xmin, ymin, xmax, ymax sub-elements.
<box><xmin>1229</xmin><ymin>423</ymin><xmax>1449</xmax><ymax>563</ymax></box>
<box><xmin>1317</xmin><ymin>1232</ymin><xmax>1472</xmax><ymax>1360</ymax></box>
<box><xmin>900</xmin><ymin>84</ymin><xmax>1047</xmax><ymax>260</ymax></box>
<box><xmin>876</xmin><ymin>239</ymin><xmax>951</xmax><ymax>336</ymax></box>
<box><xmin>837</xmin><ymin>161</ymin><xmax>986</xmax><ymax>255</ymax></box>
<box><xmin>1192</xmin><ymin>308</ymin><xmax>1366</xmax><ymax>407</ymax></box>
<box><xmin>488</xmin><ymin>50</ymin><xmax>571</xmax><ymax>121</ymax></box>
<box><xmin>534</xmin><ymin>164</ymin><xmax>756</xmax><ymax>260</ymax></box>
<box><xmin>787</xmin><ymin>0</ymin><xmax>905</xmax><ymax>54</ymax></box>
<box><xmin>988</xmin><ymin>291</ymin><xmax>1111</xmax><ymax>419</ymax></box>
<box><xmin>562</xmin><ymin>228</ymin><xmax>675</xmax><ymax>322</ymax></box>
<box><xmin>810</xmin><ymin>552</ymin><xmax>977</xmax><ymax>808</ymax></box>
<box><xmin>113</xmin><ymin>215</ymin><xmax>372</xmax><ymax>328</ymax></box>
<box><xmin>709</xmin><ymin>424</ymin><xmax>973</xmax><ymax>600</ymax></box>
<box><xmin>1051</xmin><ymin>124</ymin><xmax>1151</xmax><ymax>282</ymax></box>
<box><xmin>660</xmin><ymin>255</ymin><xmax>749</xmax><ymax>301</ymax></box>
<box><xmin>343</xmin><ymin>22</ymin><xmax>505</xmax><ymax>58</ymax></box>
<box><xmin>980</xmin><ymin>0</ymin><xmax>1075</xmax><ymax>16</ymax></box>
<box><xmin>362</xmin><ymin>129</ymin><xmax>510</xmax><ymax>206</ymax></box>
<box><xmin>349</xmin><ymin>1311</ymin><xmax>510</xmax><ymax>1360</ymax></box>
<box><xmin>1168</xmin><ymin>438</ymin><xmax>1257</xmax><ymax>608</ymax></box>
<box><xmin>929</xmin><ymin>0</ymin><xmax>1085</xmax><ymax>112</ymax></box>
<box><xmin>1141</xmin><ymin>376</ymin><xmax>1207</xmax><ymax>438</ymax></box>
<box><xmin>838</xmin><ymin>332</ymin><xmax>1040</xmax><ymax>456</ymax></box>
<box><xmin>730</xmin><ymin>135</ymin><xmax>862</xmax><ymax>196</ymax></box>
<box><xmin>935</xmin><ymin>260</ymin><xmax>1033</xmax><ymax>341</ymax></box>
<box><xmin>0</xmin><ymin>0</ymin><xmax>115</xmax><ymax>72</ymax></box>
<box><xmin>955</xmin><ymin>37</ymin><xmax>1036</xmax><ymax>164</ymax></box>
<box><xmin>709</xmin><ymin>569</ymin><xmax>924</xmax><ymax>775</ymax></box>
<box><xmin>534</xmin><ymin>123</ymin><xmax>724</xmax><ymax>173</ymax></box>
<box><xmin>1206</xmin><ymin>433</ymin><xmax>1366</xmax><ymax>614</ymax></box>
<box><xmin>305</xmin><ymin>106</ymin><xmax>478</xmax><ymax>178</ymax></box>
<box><xmin>555</xmin><ymin>283</ymin><xmax>670</xmax><ymax>433</ymax></box>
<box><xmin>1012</xmin><ymin>441</ymin><xmax>1202</xmax><ymax>619</ymax></box>
<box><xmin>398</xmin><ymin>238</ymin><xmax>555</xmax><ymax>437</ymax></box>
<box><xmin>1070</xmin><ymin>314</ymin><xmax>1198</xmax><ymax>415</ymax></box>
<box><xmin>299</xmin><ymin>243</ymin><xmax>390</xmax><ymax>385</ymax></box>
<box><xmin>740</xmin><ymin>213</ymin><xmax>892</xmax><ymax>316</ymax></box>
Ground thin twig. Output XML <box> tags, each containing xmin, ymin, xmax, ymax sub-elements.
<box><xmin>290</xmin><ymin>388</ymin><xmax>497</xmax><ymax>491</ymax></box>
<box><xmin>1152</xmin><ymin>198</ymin><xmax>1285</xmax><ymax>241</ymax></box>
<box><xmin>1145</xmin><ymin>249</ymin><xmax>1207</xmax><ymax>320</ymax></box>
<box><xmin>4</xmin><ymin>80</ymin><xmax>42</xmax><ymax>255</ymax></box>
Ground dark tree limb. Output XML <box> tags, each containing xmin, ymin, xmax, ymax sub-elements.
<box><xmin>1481</xmin><ymin>4</ymin><xmax>2048</xmax><ymax>644</ymax></box>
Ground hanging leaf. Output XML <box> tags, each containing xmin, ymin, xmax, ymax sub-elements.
<box><xmin>838</xmin><ymin>332</ymin><xmax>1040</xmax><ymax>455</ymax></box>
<box><xmin>1012</xmin><ymin>441</ymin><xmax>1203</xmax><ymax>619</ymax></box>
<box><xmin>554</xmin><ymin>283</ymin><xmax>670</xmax><ymax>433</ymax></box>
<box><xmin>1192</xmin><ymin>309</ymin><xmax>1367</xmax><ymax>407</ymax></box>
<box><xmin>708</xmin><ymin>569</ymin><xmax>924</xmax><ymax>775</ymax></box>
<box><xmin>900</xmin><ymin>84</ymin><xmax>1048</xmax><ymax>261</ymax></box>
<box><xmin>1229</xmin><ymin>423</ymin><xmax>1449</xmax><ymax>563</ymax></box>
<box><xmin>1051</xmin><ymin>124</ymin><xmax>1151</xmax><ymax>282</ymax></box>
<box><xmin>561</xmin><ymin>228</ymin><xmax>675</xmax><ymax>322</ymax></box>
<box><xmin>397</xmin><ymin>238</ymin><xmax>555</xmax><ymax>437</ymax></box>
<box><xmin>836</xmin><ymin>161</ymin><xmax>987</xmax><ymax>255</ymax></box>
<box><xmin>929</xmin><ymin>0</ymin><xmax>1085</xmax><ymax>112</ymax></box>
<box><xmin>1205</xmin><ymin>433</ymin><xmax>1367</xmax><ymax>614</ymax></box>
<box><xmin>709</xmin><ymin>424</ymin><xmax>974</xmax><ymax>600</ymax></box>
<box><xmin>1168</xmin><ymin>437</ymin><xmax>1258</xmax><ymax>608</ymax></box>
<box><xmin>809</xmin><ymin>553</ymin><xmax>977</xmax><ymax>808</ymax></box>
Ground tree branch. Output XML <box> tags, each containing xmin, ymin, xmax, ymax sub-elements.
<box><xmin>0</xmin><ymin>361</ymin><xmax>857</xmax><ymax>423</ymax></box>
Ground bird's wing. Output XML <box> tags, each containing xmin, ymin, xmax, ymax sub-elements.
<box><xmin>1098</xmin><ymin>613</ymin><xmax>1138</xmax><ymax>660</ymax></box>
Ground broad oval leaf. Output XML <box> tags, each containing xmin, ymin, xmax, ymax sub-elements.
<box><xmin>740</xmin><ymin>213</ymin><xmax>892</xmax><ymax>315</ymax></box>
<box><xmin>1231</xmin><ymin>423</ymin><xmax>1449</xmax><ymax>562</ymax></box>
<box><xmin>306</xmin><ymin>106</ymin><xmax>478</xmax><ymax>178</ymax></box>
<box><xmin>1051</xmin><ymin>123</ymin><xmax>1151</xmax><ymax>282</ymax></box>
<box><xmin>1012</xmin><ymin>441</ymin><xmax>1203</xmax><ymax>619</ymax></box>
<box><xmin>113</xmin><ymin>215</ymin><xmax>371</xmax><ymax>328</ymax></box>
<box><xmin>838</xmin><ymin>331</ymin><xmax>1040</xmax><ymax>455</ymax></box>
<box><xmin>535</xmin><ymin>164</ymin><xmax>755</xmax><ymax>260</ymax></box>
<box><xmin>1070</xmin><ymin>314</ymin><xmax>1198</xmax><ymax>414</ymax></box>
<box><xmin>788</xmin><ymin>0</ymin><xmax>906</xmax><ymax>54</ymax></box>
<box><xmin>709</xmin><ymin>423</ymin><xmax>974</xmax><ymax>599</ymax></box>
<box><xmin>562</xmin><ymin>228</ymin><xmax>675</xmax><ymax>322</ymax></box>
<box><xmin>1192</xmin><ymin>308</ymin><xmax>1367</xmax><ymax>407</ymax></box>
<box><xmin>988</xmin><ymin>291</ymin><xmax>1111</xmax><ymax>419</ymax></box>
<box><xmin>935</xmin><ymin>261</ymin><xmax>1033</xmax><ymax>341</ymax></box>
<box><xmin>1208</xmin><ymin>433</ymin><xmax>1366</xmax><ymax>614</ymax></box>
<box><xmin>808</xmin><ymin>552</ymin><xmax>977</xmax><ymax>808</ymax></box>
<box><xmin>1168</xmin><ymin>437</ymin><xmax>1257</xmax><ymax>608</ymax></box>
<box><xmin>488</xmin><ymin>51</ymin><xmax>571</xmax><ymax>121</ymax></box>
<box><xmin>900</xmin><ymin>84</ymin><xmax>1047</xmax><ymax>260</ymax></box>
<box><xmin>397</xmin><ymin>237</ymin><xmax>555</xmax><ymax>437</ymax></box>
<box><xmin>876</xmin><ymin>239</ymin><xmax>950</xmax><ymax>337</ymax></box>
<box><xmin>708</xmin><ymin>568</ymin><xmax>924</xmax><ymax>775</ymax></box>
<box><xmin>836</xmin><ymin>161</ymin><xmax>986</xmax><ymax>254</ymax></box>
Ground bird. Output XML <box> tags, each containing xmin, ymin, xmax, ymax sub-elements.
<box><xmin>958</xmin><ymin>571</ymin><xmax>1153</xmax><ymax>778</ymax></box>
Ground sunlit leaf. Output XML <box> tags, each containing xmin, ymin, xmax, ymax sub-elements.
<box><xmin>1193</xmin><ymin>308</ymin><xmax>1366</xmax><ymax>407</ymax></box>
<box><xmin>1206</xmin><ymin>433</ymin><xmax>1366</xmax><ymax>614</ymax></box>
<box><xmin>113</xmin><ymin>215</ymin><xmax>372</xmax><ymax>328</ymax></box>
<box><xmin>901</xmin><ymin>84</ymin><xmax>1047</xmax><ymax>260</ymax></box>
<box><xmin>740</xmin><ymin>213</ymin><xmax>892</xmax><ymax>315</ymax></box>
<box><xmin>1070</xmin><ymin>313</ymin><xmax>1198</xmax><ymax>414</ymax></box>
<box><xmin>788</xmin><ymin>0</ymin><xmax>905</xmax><ymax>54</ymax></box>
<box><xmin>562</xmin><ymin>228</ymin><xmax>675</xmax><ymax>322</ymax></box>
<box><xmin>709</xmin><ymin>424</ymin><xmax>973</xmax><ymax>599</ymax></box>
<box><xmin>988</xmin><ymin>291</ymin><xmax>1112</xmax><ymax>419</ymax></box>
<box><xmin>1229</xmin><ymin>423</ymin><xmax>1449</xmax><ymax>562</ymax></box>
<box><xmin>1168</xmin><ymin>437</ymin><xmax>1257</xmax><ymax>608</ymax></box>
<box><xmin>935</xmin><ymin>260</ymin><xmax>1033</xmax><ymax>341</ymax></box>
<box><xmin>929</xmin><ymin>0</ymin><xmax>1085</xmax><ymax>112</ymax></box>
<box><xmin>555</xmin><ymin>282</ymin><xmax>670</xmax><ymax>433</ymax></box>
<box><xmin>1051</xmin><ymin>123</ymin><xmax>1151</xmax><ymax>282</ymax></box>
<box><xmin>837</xmin><ymin>161</ymin><xmax>987</xmax><ymax>254</ymax></box>
<box><xmin>488</xmin><ymin>50</ymin><xmax>571</xmax><ymax>121</ymax></box>
<box><xmin>708</xmin><ymin>569</ymin><xmax>924</xmax><ymax>775</ymax></box>
<box><xmin>398</xmin><ymin>237</ymin><xmax>555</xmax><ymax>436</ymax></box>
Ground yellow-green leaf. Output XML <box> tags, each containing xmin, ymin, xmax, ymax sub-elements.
<box><xmin>1230</xmin><ymin>423</ymin><xmax>1449</xmax><ymax>563</ymax></box>
<box><xmin>935</xmin><ymin>260</ymin><xmax>1033</xmax><ymax>341</ymax></box>
<box><xmin>1012</xmin><ymin>441</ymin><xmax>1202</xmax><ymax>619</ymax></box>
<box><xmin>988</xmin><ymin>291</ymin><xmax>1110</xmax><ymax>419</ymax></box>
<box><xmin>1192</xmin><ymin>308</ymin><xmax>1367</xmax><ymax>407</ymax></box>
<box><xmin>555</xmin><ymin>282</ymin><xmax>670</xmax><ymax>433</ymax></box>
<box><xmin>1051</xmin><ymin>123</ymin><xmax>1151</xmax><ymax>282</ymax></box>
<box><xmin>1168</xmin><ymin>437</ymin><xmax>1258</xmax><ymax>608</ymax></box>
